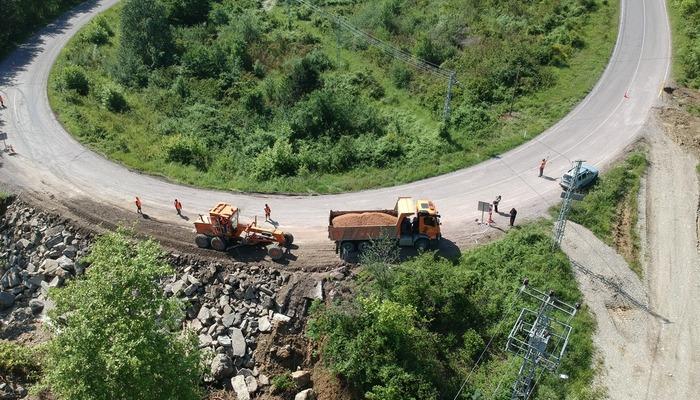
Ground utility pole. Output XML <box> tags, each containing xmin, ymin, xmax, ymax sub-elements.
<box><xmin>443</xmin><ymin>71</ymin><xmax>456</xmax><ymax>122</ymax></box>
<box><xmin>506</xmin><ymin>280</ymin><xmax>579</xmax><ymax>399</ymax></box>
<box><xmin>553</xmin><ymin>160</ymin><xmax>584</xmax><ymax>248</ymax></box>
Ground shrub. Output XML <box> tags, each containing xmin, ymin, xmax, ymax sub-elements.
<box><xmin>0</xmin><ymin>341</ymin><xmax>41</xmax><ymax>381</ymax></box>
<box><xmin>99</xmin><ymin>84</ymin><xmax>128</xmax><ymax>112</ymax></box>
<box><xmin>252</xmin><ymin>138</ymin><xmax>298</xmax><ymax>180</ymax></box>
<box><xmin>165</xmin><ymin>134</ymin><xmax>210</xmax><ymax>170</ymax></box>
<box><xmin>391</xmin><ymin>63</ymin><xmax>413</xmax><ymax>89</ymax></box>
<box><xmin>41</xmin><ymin>230</ymin><xmax>204</xmax><ymax>400</ymax></box>
<box><xmin>58</xmin><ymin>64</ymin><xmax>89</xmax><ymax>95</ymax></box>
<box><xmin>271</xmin><ymin>374</ymin><xmax>296</xmax><ymax>393</ymax></box>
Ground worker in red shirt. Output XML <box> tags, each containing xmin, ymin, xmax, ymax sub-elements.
<box><xmin>0</xmin><ymin>94</ymin><xmax>5</xmax><ymax>108</ymax></box>
<box><xmin>135</xmin><ymin>197</ymin><xmax>142</xmax><ymax>214</ymax></box>
<box><xmin>264</xmin><ymin>204</ymin><xmax>271</xmax><ymax>221</ymax></box>
<box><xmin>538</xmin><ymin>158</ymin><xmax>547</xmax><ymax>177</ymax></box>
<box><xmin>174</xmin><ymin>199</ymin><xmax>182</xmax><ymax>216</ymax></box>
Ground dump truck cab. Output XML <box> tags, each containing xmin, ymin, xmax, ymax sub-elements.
<box><xmin>396</xmin><ymin>197</ymin><xmax>442</xmax><ymax>251</ymax></box>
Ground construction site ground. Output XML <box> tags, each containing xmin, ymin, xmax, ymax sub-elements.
<box><xmin>562</xmin><ymin>89</ymin><xmax>700</xmax><ymax>399</ymax></box>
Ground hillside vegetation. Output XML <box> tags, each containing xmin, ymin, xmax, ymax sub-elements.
<box><xmin>50</xmin><ymin>0</ymin><xmax>618</xmax><ymax>193</ymax></box>
<box><xmin>670</xmin><ymin>0</ymin><xmax>700</xmax><ymax>88</ymax></box>
<box><xmin>0</xmin><ymin>0</ymin><xmax>84</xmax><ymax>59</ymax></box>
<box><xmin>308</xmin><ymin>223</ymin><xmax>598</xmax><ymax>399</ymax></box>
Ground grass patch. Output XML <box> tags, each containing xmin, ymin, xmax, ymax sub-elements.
<box><xmin>308</xmin><ymin>222</ymin><xmax>599</xmax><ymax>399</ymax></box>
<box><xmin>559</xmin><ymin>151</ymin><xmax>648</xmax><ymax>275</ymax></box>
<box><xmin>667</xmin><ymin>0</ymin><xmax>700</xmax><ymax>88</ymax></box>
<box><xmin>49</xmin><ymin>0</ymin><xmax>618</xmax><ymax>194</ymax></box>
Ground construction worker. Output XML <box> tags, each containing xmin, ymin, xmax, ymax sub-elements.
<box><xmin>493</xmin><ymin>195</ymin><xmax>501</xmax><ymax>213</ymax></box>
<box><xmin>264</xmin><ymin>204</ymin><xmax>271</xmax><ymax>221</ymax></box>
<box><xmin>135</xmin><ymin>197</ymin><xmax>142</xmax><ymax>214</ymax></box>
<box><xmin>509</xmin><ymin>208</ymin><xmax>518</xmax><ymax>227</ymax></box>
<box><xmin>487</xmin><ymin>204</ymin><xmax>495</xmax><ymax>225</ymax></box>
<box><xmin>538</xmin><ymin>158</ymin><xmax>547</xmax><ymax>177</ymax></box>
<box><xmin>0</xmin><ymin>94</ymin><xmax>5</xmax><ymax>108</ymax></box>
<box><xmin>174</xmin><ymin>199</ymin><xmax>182</xmax><ymax>216</ymax></box>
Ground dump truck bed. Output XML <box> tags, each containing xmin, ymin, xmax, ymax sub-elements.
<box><xmin>328</xmin><ymin>209</ymin><xmax>399</xmax><ymax>241</ymax></box>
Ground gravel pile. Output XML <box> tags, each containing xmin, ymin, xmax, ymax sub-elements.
<box><xmin>332</xmin><ymin>212</ymin><xmax>397</xmax><ymax>227</ymax></box>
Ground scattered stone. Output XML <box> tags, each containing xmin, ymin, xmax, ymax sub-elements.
<box><xmin>231</xmin><ymin>375</ymin><xmax>251</xmax><ymax>400</ymax></box>
<box><xmin>0</xmin><ymin>292</ymin><xmax>15</xmax><ymax>309</ymax></box>
<box><xmin>272</xmin><ymin>313</ymin><xmax>291</xmax><ymax>324</ymax></box>
<box><xmin>217</xmin><ymin>335</ymin><xmax>232</xmax><ymax>347</ymax></box>
<box><xmin>258</xmin><ymin>316</ymin><xmax>272</xmax><ymax>333</ymax></box>
<box><xmin>294</xmin><ymin>388</ymin><xmax>316</xmax><ymax>400</ymax></box>
<box><xmin>258</xmin><ymin>374</ymin><xmax>270</xmax><ymax>386</ymax></box>
<box><xmin>291</xmin><ymin>370</ymin><xmax>311</xmax><ymax>388</ymax></box>
<box><xmin>210</xmin><ymin>354</ymin><xmax>234</xmax><ymax>380</ymax></box>
<box><xmin>28</xmin><ymin>299</ymin><xmax>44</xmax><ymax>314</ymax></box>
<box><xmin>230</xmin><ymin>328</ymin><xmax>247</xmax><ymax>357</ymax></box>
<box><xmin>245</xmin><ymin>375</ymin><xmax>258</xmax><ymax>393</ymax></box>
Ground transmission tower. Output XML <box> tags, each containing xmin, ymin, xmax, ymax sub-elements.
<box><xmin>443</xmin><ymin>71</ymin><xmax>457</xmax><ymax>121</ymax></box>
<box><xmin>553</xmin><ymin>160</ymin><xmax>584</xmax><ymax>248</ymax></box>
<box><xmin>506</xmin><ymin>280</ymin><xmax>579</xmax><ymax>400</ymax></box>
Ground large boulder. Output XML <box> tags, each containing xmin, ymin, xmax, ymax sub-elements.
<box><xmin>0</xmin><ymin>292</ymin><xmax>15</xmax><ymax>310</ymax></box>
<box><xmin>210</xmin><ymin>354</ymin><xmax>233</xmax><ymax>380</ymax></box>
<box><xmin>230</xmin><ymin>328</ymin><xmax>246</xmax><ymax>357</ymax></box>
<box><xmin>231</xmin><ymin>375</ymin><xmax>250</xmax><ymax>400</ymax></box>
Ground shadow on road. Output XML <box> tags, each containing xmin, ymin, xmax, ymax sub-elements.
<box><xmin>0</xmin><ymin>0</ymin><xmax>103</xmax><ymax>87</ymax></box>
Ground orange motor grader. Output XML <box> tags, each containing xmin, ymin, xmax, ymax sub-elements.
<box><xmin>194</xmin><ymin>203</ymin><xmax>293</xmax><ymax>260</ymax></box>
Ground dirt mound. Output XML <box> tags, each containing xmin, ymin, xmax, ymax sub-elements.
<box><xmin>332</xmin><ymin>212</ymin><xmax>397</xmax><ymax>227</ymax></box>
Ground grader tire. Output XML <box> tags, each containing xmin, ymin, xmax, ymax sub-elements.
<box><xmin>268</xmin><ymin>246</ymin><xmax>285</xmax><ymax>261</ymax></box>
<box><xmin>284</xmin><ymin>233</ymin><xmax>294</xmax><ymax>247</ymax></box>
<box><xmin>211</xmin><ymin>237</ymin><xmax>227</xmax><ymax>252</ymax></box>
<box><xmin>195</xmin><ymin>234</ymin><xmax>210</xmax><ymax>249</ymax></box>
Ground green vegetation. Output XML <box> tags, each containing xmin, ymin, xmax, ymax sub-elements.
<box><xmin>308</xmin><ymin>223</ymin><xmax>598</xmax><ymax>399</ymax></box>
<box><xmin>271</xmin><ymin>373</ymin><xmax>297</xmax><ymax>393</ymax></box>
<box><xmin>0</xmin><ymin>341</ymin><xmax>42</xmax><ymax>382</ymax></box>
<box><xmin>669</xmin><ymin>0</ymin><xmax>700</xmax><ymax>87</ymax></box>
<box><xmin>50</xmin><ymin>0</ymin><xmax>618</xmax><ymax>193</ymax></box>
<box><xmin>0</xmin><ymin>0</ymin><xmax>84</xmax><ymax>59</ymax></box>
<box><xmin>564</xmin><ymin>151</ymin><xmax>648</xmax><ymax>275</ymax></box>
<box><xmin>40</xmin><ymin>229</ymin><xmax>203</xmax><ymax>400</ymax></box>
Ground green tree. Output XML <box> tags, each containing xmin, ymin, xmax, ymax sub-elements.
<box><xmin>160</xmin><ymin>0</ymin><xmax>211</xmax><ymax>25</ymax></box>
<box><xmin>118</xmin><ymin>0</ymin><xmax>174</xmax><ymax>69</ymax></box>
<box><xmin>41</xmin><ymin>230</ymin><xmax>203</xmax><ymax>400</ymax></box>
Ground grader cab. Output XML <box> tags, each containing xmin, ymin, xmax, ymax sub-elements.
<box><xmin>194</xmin><ymin>203</ymin><xmax>293</xmax><ymax>261</ymax></box>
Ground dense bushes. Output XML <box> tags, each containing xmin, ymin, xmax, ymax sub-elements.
<box><xmin>673</xmin><ymin>0</ymin><xmax>700</xmax><ymax>87</ymax></box>
<box><xmin>49</xmin><ymin>0</ymin><xmax>616</xmax><ymax>192</ymax></box>
<box><xmin>308</xmin><ymin>224</ymin><xmax>597</xmax><ymax>399</ymax></box>
<box><xmin>57</xmin><ymin>64</ymin><xmax>89</xmax><ymax>95</ymax></box>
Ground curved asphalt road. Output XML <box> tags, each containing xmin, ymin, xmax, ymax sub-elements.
<box><xmin>0</xmin><ymin>0</ymin><xmax>671</xmax><ymax>245</ymax></box>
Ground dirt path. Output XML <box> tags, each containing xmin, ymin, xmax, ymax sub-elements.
<box><xmin>562</xmin><ymin>116</ymin><xmax>700</xmax><ymax>399</ymax></box>
<box><xmin>561</xmin><ymin>221</ymin><xmax>657</xmax><ymax>399</ymax></box>
<box><xmin>642</xmin><ymin>120</ymin><xmax>700</xmax><ymax>399</ymax></box>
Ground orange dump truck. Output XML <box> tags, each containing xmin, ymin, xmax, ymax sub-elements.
<box><xmin>328</xmin><ymin>197</ymin><xmax>442</xmax><ymax>258</ymax></box>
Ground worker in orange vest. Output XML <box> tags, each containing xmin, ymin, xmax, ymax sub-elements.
<box><xmin>264</xmin><ymin>204</ymin><xmax>271</xmax><ymax>221</ymax></box>
<box><xmin>174</xmin><ymin>199</ymin><xmax>182</xmax><ymax>216</ymax></box>
<box><xmin>538</xmin><ymin>158</ymin><xmax>547</xmax><ymax>177</ymax></box>
<box><xmin>135</xmin><ymin>197</ymin><xmax>142</xmax><ymax>214</ymax></box>
<box><xmin>0</xmin><ymin>94</ymin><xmax>5</xmax><ymax>108</ymax></box>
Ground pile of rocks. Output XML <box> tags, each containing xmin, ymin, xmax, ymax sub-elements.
<box><xmin>162</xmin><ymin>259</ymin><xmax>297</xmax><ymax>396</ymax></box>
<box><xmin>0</xmin><ymin>204</ymin><xmax>91</xmax><ymax>319</ymax></box>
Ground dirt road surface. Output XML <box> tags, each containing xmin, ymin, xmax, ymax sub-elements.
<box><xmin>562</xmin><ymin>117</ymin><xmax>700</xmax><ymax>399</ymax></box>
<box><xmin>0</xmin><ymin>0</ymin><xmax>672</xmax><ymax>256</ymax></box>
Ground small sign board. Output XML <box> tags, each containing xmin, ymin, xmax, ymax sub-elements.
<box><xmin>478</xmin><ymin>201</ymin><xmax>492</xmax><ymax>212</ymax></box>
<box><xmin>0</xmin><ymin>132</ymin><xmax>7</xmax><ymax>141</ymax></box>
<box><xmin>560</xmin><ymin>192</ymin><xmax>585</xmax><ymax>201</ymax></box>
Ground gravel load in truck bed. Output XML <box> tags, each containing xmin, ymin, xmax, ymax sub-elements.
<box><xmin>332</xmin><ymin>212</ymin><xmax>398</xmax><ymax>227</ymax></box>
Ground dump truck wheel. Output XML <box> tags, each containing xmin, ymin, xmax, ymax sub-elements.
<box><xmin>195</xmin><ymin>234</ymin><xmax>210</xmax><ymax>249</ymax></box>
<box><xmin>415</xmin><ymin>238</ymin><xmax>429</xmax><ymax>252</ymax></box>
<box><xmin>284</xmin><ymin>233</ymin><xmax>294</xmax><ymax>247</ymax></box>
<box><xmin>340</xmin><ymin>241</ymin><xmax>356</xmax><ymax>253</ymax></box>
<box><xmin>268</xmin><ymin>246</ymin><xmax>285</xmax><ymax>261</ymax></box>
<box><xmin>211</xmin><ymin>237</ymin><xmax>227</xmax><ymax>252</ymax></box>
<box><xmin>358</xmin><ymin>241</ymin><xmax>372</xmax><ymax>253</ymax></box>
